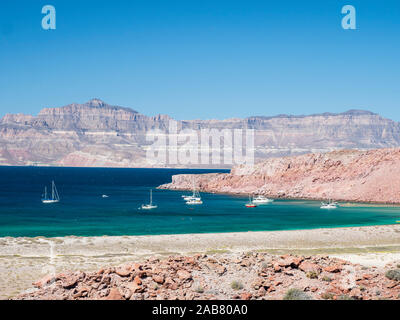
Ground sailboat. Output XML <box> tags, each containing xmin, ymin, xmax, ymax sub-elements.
<box><xmin>320</xmin><ymin>199</ymin><xmax>338</xmax><ymax>209</ymax></box>
<box><xmin>183</xmin><ymin>179</ymin><xmax>201</xmax><ymax>202</ymax></box>
<box><xmin>245</xmin><ymin>195</ymin><xmax>257</xmax><ymax>208</ymax></box>
<box><xmin>141</xmin><ymin>189</ymin><xmax>158</xmax><ymax>210</ymax></box>
<box><xmin>42</xmin><ymin>181</ymin><xmax>60</xmax><ymax>204</ymax></box>
<box><xmin>186</xmin><ymin>196</ymin><xmax>203</xmax><ymax>205</ymax></box>
<box><xmin>252</xmin><ymin>194</ymin><xmax>274</xmax><ymax>204</ymax></box>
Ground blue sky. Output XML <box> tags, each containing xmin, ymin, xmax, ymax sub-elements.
<box><xmin>0</xmin><ymin>0</ymin><xmax>399</xmax><ymax>120</ymax></box>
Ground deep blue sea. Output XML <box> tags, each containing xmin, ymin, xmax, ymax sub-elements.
<box><xmin>0</xmin><ymin>166</ymin><xmax>399</xmax><ymax>238</ymax></box>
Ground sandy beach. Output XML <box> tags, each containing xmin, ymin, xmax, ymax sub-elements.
<box><xmin>2</xmin><ymin>224</ymin><xmax>400</xmax><ymax>299</ymax></box>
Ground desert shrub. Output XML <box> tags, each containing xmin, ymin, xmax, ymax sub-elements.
<box><xmin>194</xmin><ymin>286</ymin><xmax>204</xmax><ymax>294</ymax></box>
<box><xmin>283</xmin><ymin>288</ymin><xmax>312</xmax><ymax>300</ymax></box>
<box><xmin>306</xmin><ymin>271</ymin><xmax>318</xmax><ymax>279</ymax></box>
<box><xmin>385</xmin><ymin>269</ymin><xmax>400</xmax><ymax>281</ymax></box>
<box><xmin>321</xmin><ymin>292</ymin><xmax>335</xmax><ymax>300</ymax></box>
<box><xmin>230</xmin><ymin>281</ymin><xmax>243</xmax><ymax>290</ymax></box>
<box><xmin>261</xmin><ymin>262</ymin><xmax>269</xmax><ymax>269</ymax></box>
<box><xmin>338</xmin><ymin>295</ymin><xmax>354</xmax><ymax>300</ymax></box>
<box><xmin>322</xmin><ymin>275</ymin><xmax>332</xmax><ymax>282</ymax></box>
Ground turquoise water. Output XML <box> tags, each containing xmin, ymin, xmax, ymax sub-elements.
<box><xmin>0</xmin><ymin>167</ymin><xmax>399</xmax><ymax>238</ymax></box>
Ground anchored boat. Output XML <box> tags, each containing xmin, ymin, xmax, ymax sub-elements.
<box><xmin>183</xmin><ymin>179</ymin><xmax>201</xmax><ymax>201</ymax></box>
<box><xmin>320</xmin><ymin>200</ymin><xmax>338</xmax><ymax>209</ymax></box>
<box><xmin>183</xmin><ymin>179</ymin><xmax>203</xmax><ymax>204</ymax></box>
<box><xmin>252</xmin><ymin>195</ymin><xmax>274</xmax><ymax>204</ymax></box>
<box><xmin>141</xmin><ymin>189</ymin><xmax>158</xmax><ymax>210</ymax></box>
<box><xmin>245</xmin><ymin>195</ymin><xmax>257</xmax><ymax>208</ymax></box>
<box><xmin>42</xmin><ymin>181</ymin><xmax>60</xmax><ymax>204</ymax></box>
<box><xmin>186</xmin><ymin>198</ymin><xmax>203</xmax><ymax>205</ymax></box>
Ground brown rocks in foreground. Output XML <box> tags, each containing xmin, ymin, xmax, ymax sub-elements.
<box><xmin>14</xmin><ymin>253</ymin><xmax>400</xmax><ymax>300</ymax></box>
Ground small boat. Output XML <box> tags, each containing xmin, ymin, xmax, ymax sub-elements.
<box><xmin>102</xmin><ymin>195</ymin><xmax>109</xmax><ymax>198</ymax></box>
<box><xmin>252</xmin><ymin>195</ymin><xmax>274</xmax><ymax>204</ymax></box>
<box><xmin>141</xmin><ymin>189</ymin><xmax>158</xmax><ymax>210</ymax></box>
<box><xmin>183</xmin><ymin>179</ymin><xmax>202</xmax><ymax>202</ymax></box>
<box><xmin>42</xmin><ymin>181</ymin><xmax>60</xmax><ymax>204</ymax></box>
<box><xmin>183</xmin><ymin>193</ymin><xmax>201</xmax><ymax>201</ymax></box>
<box><xmin>245</xmin><ymin>195</ymin><xmax>257</xmax><ymax>208</ymax></box>
<box><xmin>186</xmin><ymin>198</ymin><xmax>203</xmax><ymax>205</ymax></box>
<box><xmin>320</xmin><ymin>200</ymin><xmax>338</xmax><ymax>209</ymax></box>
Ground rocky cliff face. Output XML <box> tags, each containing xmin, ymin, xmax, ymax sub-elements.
<box><xmin>1</xmin><ymin>99</ymin><xmax>400</xmax><ymax>167</ymax></box>
<box><xmin>158</xmin><ymin>148</ymin><xmax>400</xmax><ymax>203</ymax></box>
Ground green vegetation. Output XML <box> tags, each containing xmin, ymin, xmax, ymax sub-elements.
<box><xmin>205</xmin><ymin>249</ymin><xmax>230</xmax><ymax>255</ymax></box>
<box><xmin>306</xmin><ymin>271</ymin><xmax>319</xmax><ymax>279</ymax></box>
<box><xmin>194</xmin><ymin>286</ymin><xmax>204</xmax><ymax>294</ymax></box>
<box><xmin>321</xmin><ymin>292</ymin><xmax>335</xmax><ymax>300</ymax></box>
<box><xmin>230</xmin><ymin>281</ymin><xmax>244</xmax><ymax>290</ymax></box>
<box><xmin>385</xmin><ymin>269</ymin><xmax>400</xmax><ymax>281</ymax></box>
<box><xmin>322</xmin><ymin>275</ymin><xmax>332</xmax><ymax>282</ymax></box>
<box><xmin>338</xmin><ymin>295</ymin><xmax>354</xmax><ymax>300</ymax></box>
<box><xmin>283</xmin><ymin>288</ymin><xmax>312</xmax><ymax>300</ymax></box>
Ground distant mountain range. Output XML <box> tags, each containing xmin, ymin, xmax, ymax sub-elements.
<box><xmin>1</xmin><ymin>99</ymin><xmax>400</xmax><ymax>168</ymax></box>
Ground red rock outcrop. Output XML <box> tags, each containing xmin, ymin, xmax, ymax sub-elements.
<box><xmin>159</xmin><ymin>148</ymin><xmax>400</xmax><ymax>203</ymax></box>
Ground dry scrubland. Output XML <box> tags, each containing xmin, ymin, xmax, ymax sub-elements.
<box><xmin>2</xmin><ymin>225</ymin><xmax>400</xmax><ymax>299</ymax></box>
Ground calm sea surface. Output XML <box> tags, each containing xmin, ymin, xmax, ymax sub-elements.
<box><xmin>0</xmin><ymin>166</ymin><xmax>399</xmax><ymax>238</ymax></box>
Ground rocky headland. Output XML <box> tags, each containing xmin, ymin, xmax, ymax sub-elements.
<box><xmin>158</xmin><ymin>148</ymin><xmax>400</xmax><ymax>204</ymax></box>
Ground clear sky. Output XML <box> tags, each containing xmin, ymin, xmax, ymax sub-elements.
<box><xmin>0</xmin><ymin>0</ymin><xmax>399</xmax><ymax>120</ymax></box>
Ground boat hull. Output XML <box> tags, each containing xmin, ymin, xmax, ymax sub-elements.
<box><xmin>42</xmin><ymin>200</ymin><xmax>59</xmax><ymax>204</ymax></box>
<box><xmin>253</xmin><ymin>199</ymin><xmax>273</xmax><ymax>204</ymax></box>
<box><xmin>245</xmin><ymin>204</ymin><xmax>257</xmax><ymax>208</ymax></box>
<box><xmin>186</xmin><ymin>200</ymin><xmax>203</xmax><ymax>205</ymax></box>
<box><xmin>141</xmin><ymin>205</ymin><xmax>158</xmax><ymax>210</ymax></box>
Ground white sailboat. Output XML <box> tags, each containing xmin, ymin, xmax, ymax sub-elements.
<box><xmin>183</xmin><ymin>179</ymin><xmax>202</xmax><ymax>202</ymax></box>
<box><xmin>252</xmin><ymin>195</ymin><xmax>274</xmax><ymax>204</ymax></box>
<box><xmin>320</xmin><ymin>199</ymin><xmax>338</xmax><ymax>209</ymax></box>
<box><xmin>141</xmin><ymin>189</ymin><xmax>158</xmax><ymax>210</ymax></box>
<box><xmin>42</xmin><ymin>181</ymin><xmax>60</xmax><ymax>204</ymax></box>
<box><xmin>186</xmin><ymin>197</ymin><xmax>203</xmax><ymax>205</ymax></box>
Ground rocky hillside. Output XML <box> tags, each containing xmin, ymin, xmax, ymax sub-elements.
<box><xmin>159</xmin><ymin>148</ymin><xmax>400</xmax><ymax>203</ymax></box>
<box><xmin>15</xmin><ymin>253</ymin><xmax>400</xmax><ymax>300</ymax></box>
<box><xmin>1</xmin><ymin>99</ymin><xmax>400</xmax><ymax>167</ymax></box>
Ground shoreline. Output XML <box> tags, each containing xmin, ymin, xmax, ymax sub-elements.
<box><xmin>160</xmin><ymin>188</ymin><xmax>400</xmax><ymax>206</ymax></box>
<box><xmin>2</xmin><ymin>222</ymin><xmax>400</xmax><ymax>239</ymax></box>
<box><xmin>2</xmin><ymin>224</ymin><xmax>400</xmax><ymax>299</ymax></box>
